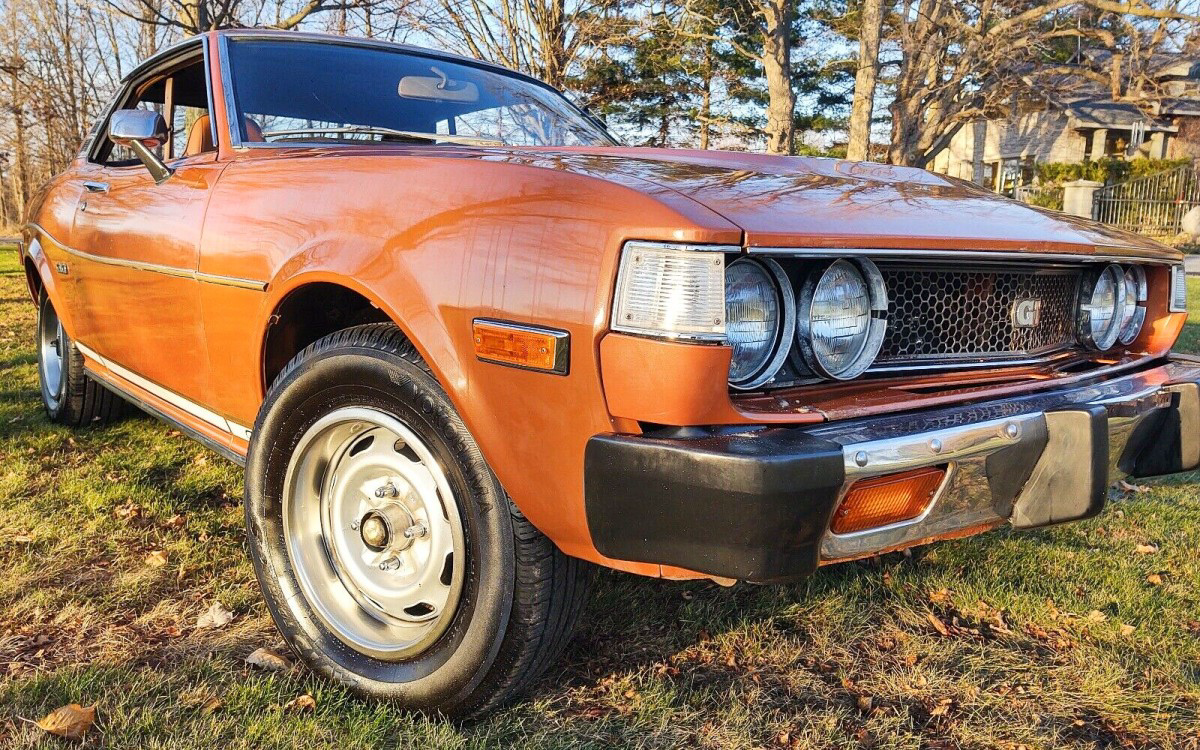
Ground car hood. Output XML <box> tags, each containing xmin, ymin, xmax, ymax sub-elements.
<box><xmin>486</xmin><ymin>147</ymin><xmax>1180</xmax><ymax>261</ymax></box>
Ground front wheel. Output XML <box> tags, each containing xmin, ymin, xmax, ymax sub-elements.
<box><xmin>245</xmin><ymin>324</ymin><xmax>591</xmax><ymax>718</ymax></box>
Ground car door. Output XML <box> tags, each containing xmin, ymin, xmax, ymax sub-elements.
<box><xmin>68</xmin><ymin>50</ymin><xmax>222</xmax><ymax>409</ymax></box>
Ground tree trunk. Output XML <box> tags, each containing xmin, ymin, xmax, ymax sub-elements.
<box><xmin>845</xmin><ymin>0</ymin><xmax>884</xmax><ymax>162</ymax></box>
<box><xmin>761</xmin><ymin>0</ymin><xmax>795</xmax><ymax>155</ymax></box>
<box><xmin>699</xmin><ymin>44</ymin><xmax>713</xmax><ymax>150</ymax></box>
<box><xmin>7</xmin><ymin>62</ymin><xmax>27</xmax><ymax>222</ymax></box>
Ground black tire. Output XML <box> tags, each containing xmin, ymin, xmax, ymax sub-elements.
<box><xmin>245</xmin><ymin>323</ymin><xmax>591</xmax><ymax>718</ymax></box>
<box><xmin>37</xmin><ymin>290</ymin><xmax>124</xmax><ymax>426</ymax></box>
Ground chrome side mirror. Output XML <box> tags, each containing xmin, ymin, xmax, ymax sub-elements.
<box><xmin>108</xmin><ymin>109</ymin><xmax>173</xmax><ymax>184</ymax></box>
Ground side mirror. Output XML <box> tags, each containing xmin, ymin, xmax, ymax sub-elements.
<box><xmin>109</xmin><ymin>109</ymin><xmax>173</xmax><ymax>184</ymax></box>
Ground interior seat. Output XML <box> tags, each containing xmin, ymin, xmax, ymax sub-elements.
<box><xmin>183</xmin><ymin>114</ymin><xmax>265</xmax><ymax>156</ymax></box>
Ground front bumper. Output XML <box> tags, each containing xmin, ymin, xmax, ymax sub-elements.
<box><xmin>584</xmin><ymin>356</ymin><xmax>1200</xmax><ymax>583</ymax></box>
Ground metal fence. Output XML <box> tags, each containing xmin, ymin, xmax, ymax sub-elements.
<box><xmin>1092</xmin><ymin>160</ymin><xmax>1200</xmax><ymax>244</ymax></box>
<box><xmin>1013</xmin><ymin>184</ymin><xmax>1064</xmax><ymax>211</ymax></box>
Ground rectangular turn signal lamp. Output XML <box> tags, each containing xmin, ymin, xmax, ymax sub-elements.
<box><xmin>472</xmin><ymin>319</ymin><xmax>570</xmax><ymax>375</ymax></box>
<box><xmin>831</xmin><ymin>466</ymin><xmax>947</xmax><ymax>535</ymax></box>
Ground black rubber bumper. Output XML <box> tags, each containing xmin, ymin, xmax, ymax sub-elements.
<box><xmin>585</xmin><ymin>358</ymin><xmax>1200</xmax><ymax>584</ymax></box>
<box><xmin>584</xmin><ymin>429</ymin><xmax>845</xmax><ymax>583</ymax></box>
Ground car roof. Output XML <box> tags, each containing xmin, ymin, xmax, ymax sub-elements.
<box><xmin>122</xmin><ymin>29</ymin><xmax>547</xmax><ymax>90</ymax></box>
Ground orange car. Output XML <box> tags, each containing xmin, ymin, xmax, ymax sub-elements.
<box><xmin>19</xmin><ymin>29</ymin><xmax>1198</xmax><ymax>716</ymax></box>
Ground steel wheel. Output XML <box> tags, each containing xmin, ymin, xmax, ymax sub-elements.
<box><xmin>282</xmin><ymin>406</ymin><xmax>466</xmax><ymax>661</ymax></box>
<box><xmin>39</xmin><ymin>299</ymin><xmax>65</xmax><ymax>409</ymax></box>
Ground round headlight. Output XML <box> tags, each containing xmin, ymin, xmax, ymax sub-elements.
<box><xmin>1078</xmin><ymin>263</ymin><xmax>1126</xmax><ymax>351</ymax></box>
<box><xmin>797</xmin><ymin>259</ymin><xmax>888</xmax><ymax>380</ymax></box>
<box><xmin>1117</xmin><ymin>265</ymin><xmax>1147</xmax><ymax>345</ymax></box>
<box><xmin>725</xmin><ymin>258</ymin><xmax>795</xmax><ymax>389</ymax></box>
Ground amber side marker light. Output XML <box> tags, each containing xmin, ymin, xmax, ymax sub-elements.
<box><xmin>830</xmin><ymin>466</ymin><xmax>947</xmax><ymax>535</ymax></box>
<box><xmin>472</xmin><ymin>319</ymin><xmax>570</xmax><ymax>375</ymax></box>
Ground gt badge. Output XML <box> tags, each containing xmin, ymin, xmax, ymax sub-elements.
<box><xmin>1012</xmin><ymin>298</ymin><xmax>1042</xmax><ymax>328</ymax></box>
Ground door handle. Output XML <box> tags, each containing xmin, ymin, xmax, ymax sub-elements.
<box><xmin>83</xmin><ymin>181</ymin><xmax>109</xmax><ymax>193</ymax></box>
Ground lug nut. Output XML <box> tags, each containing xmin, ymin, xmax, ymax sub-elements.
<box><xmin>375</xmin><ymin>482</ymin><xmax>399</xmax><ymax>499</ymax></box>
<box><xmin>404</xmin><ymin>523</ymin><xmax>428</xmax><ymax>540</ymax></box>
<box><xmin>379</xmin><ymin>556</ymin><xmax>401</xmax><ymax>571</ymax></box>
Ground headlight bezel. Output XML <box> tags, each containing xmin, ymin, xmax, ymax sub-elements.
<box><xmin>1117</xmin><ymin>264</ymin><xmax>1147</xmax><ymax>346</ymax></box>
<box><xmin>725</xmin><ymin>257</ymin><xmax>796</xmax><ymax>391</ymax></box>
<box><xmin>795</xmin><ymin>257</ymin><xmax>889</xmax><ymax>381</ymax></box>
<box><xmin>1077</xmin><ymin>263</ymin><xmax>1127</xmax><ymax>351</ymax></box>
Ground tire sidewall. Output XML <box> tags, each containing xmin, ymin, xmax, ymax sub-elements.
<box><xmin>245</xmin><ymin>342</ymin><xmax>515</xmax><ymax>711</ymax></box>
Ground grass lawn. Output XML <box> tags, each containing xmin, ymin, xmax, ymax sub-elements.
<box><xmin>1</xmin><ymin>244</ymin><xmax>1200</xmax><ymax>749</ymax></box>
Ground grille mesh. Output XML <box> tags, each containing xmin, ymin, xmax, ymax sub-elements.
<box><xmin>876</xmin><ymin>267</ymin><xmax>1081</xmax><ymax>365</ymax></box>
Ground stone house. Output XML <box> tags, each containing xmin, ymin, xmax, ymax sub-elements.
<box><xmin>928</xmin><ymin>54</ymin><xmax>1200</xmax><ymax>194</ymax></box>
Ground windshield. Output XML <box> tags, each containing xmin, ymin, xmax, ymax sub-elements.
<box><xmin>225</xmin><ymin>39</ymin><xmax>614</xmax><ymax>148</ymax></box>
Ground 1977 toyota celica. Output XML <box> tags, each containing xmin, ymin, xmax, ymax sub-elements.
<box><xmin>19</xmin><ymin>29</ymin><xmax>1199</xmax><ymax>716</ymax></box>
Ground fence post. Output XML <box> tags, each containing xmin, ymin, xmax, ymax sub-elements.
<box><xmin>1063</xmin><ymin>179</ymin><xmax>1103</xmax><ymax>218</ymax></box>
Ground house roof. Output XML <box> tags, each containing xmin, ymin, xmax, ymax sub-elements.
<box><xmin>1064</xmin><ymin>97</ymin><xmax>1175</xmax><ymax>131</ymax></box>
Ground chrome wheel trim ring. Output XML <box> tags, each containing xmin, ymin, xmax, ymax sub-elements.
<box><xmin>282</xmin><ymin>406</ymin><xmax>466</xmax><ymax>661</ymax></box>
<box><xmin>38</xmin><ymin>302</ymin><xmax>65</xmax><ymax>409</ymax></box>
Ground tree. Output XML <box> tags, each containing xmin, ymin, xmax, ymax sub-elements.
<box><xmin>102</xmin><ymin>0</ymin><xmax>366</xmax><ymax>37</ymax></box>
<box><xmin>428</xmin><ymin>0</ymin><xmax>626</xmax><ymax>90</ymax></box>
<box><xmin>845</xmin><ymin>0</ymin><xmax>883</xmax><ymax>160</ymax></box>
<box><xmin>878</xmin><ymin>0</ymin><xmax>1200</xmax><ymax>167</ymax></box>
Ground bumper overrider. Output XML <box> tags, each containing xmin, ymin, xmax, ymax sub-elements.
<box><xmin>584</xmin><ymin>356</ymin><xmax>1200</xmax><ymax>583</ymax></box>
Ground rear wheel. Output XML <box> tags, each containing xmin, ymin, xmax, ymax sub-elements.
<box><xmin>37</xmin><ymin>290</ymin><xmax>123</xmax><ymax>426</ymax></box>
<box><xmin>245</xmin><ymin>324</ymin><xmax>591</xmax><ymax>717</ymax></box>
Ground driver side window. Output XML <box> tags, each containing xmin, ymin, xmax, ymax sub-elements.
<box><xmin>96</xmin><ymin>56</ymin><xmax>213</xmax><ymax>166</ymax></box>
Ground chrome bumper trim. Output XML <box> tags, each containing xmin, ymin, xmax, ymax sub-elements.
<box><xmin>811</xmin><ymin>357</ymin><xmax>1200</xmax><ymax>561</ymax></box>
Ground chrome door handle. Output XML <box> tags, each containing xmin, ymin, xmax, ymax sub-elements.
<box><xmin>83</xmin><ymin>181</ymin><xmax>109</xmax><ymax>193</ymax></box>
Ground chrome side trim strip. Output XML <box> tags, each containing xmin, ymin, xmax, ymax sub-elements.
<box><xmin>89</xmin><ymin>368</ymin><xmax>246</xmax><ymax>466</ymax></box>
<box><xmin>75</xmin><ymin>341</ymin><xmax>253</xmax><ymax>440</ymax></box>
<box><xmin>26</xmin><ymin>223</ymin><xmax>267</xmax><ymax>291</ymax></box>
<box><xmin>749</xmin><ymin>246</ymin><xmax>1179</xmax><ymax>266</ymax></box>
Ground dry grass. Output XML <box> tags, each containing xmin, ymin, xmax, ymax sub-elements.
<box><xmin>2</xmin><ymin>245</ymin><xmax>1200</xmax><ymax>748</ymax></box>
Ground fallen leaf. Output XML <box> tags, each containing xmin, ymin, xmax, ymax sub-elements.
<box><xmin>1087</xmin><ymin>610</ymin><xmax>1108</xmax><ymax>623</ymax></box>
<box><xmin>114</xmin><ymin>502</ymin><xmax>142</xmax><ymax>521</ymax></box>
<box><xmin>163</xmin><ymin>626</ymin><xmax>182</xmax><ymax>638</ymax></box>
<box><xmin>1135</xmin><ymin>543</ymin><xmax>1159</xmax><ymax>555</ymax></box>
<box><xmin>930</xmin><ymin>698</ymin><xmax>953</xmax><ymax>717</ymax></box>
<box><xmin>1147</xmin><ymin>573</ymin><xmax>1164</xmax><ymax>586</ymax></box>
<box><xmin>927</xmin><ymin>612</ymin><xmax>951</xmax><ymax>636</ymax></box>
<box><xmin>1118</xmin><ymin>480</ymin><xmax>1150</xmax><ymax>494</ymax></box>
<box><xmin>201</xmin><ymin>696</ymin><xmax>222</xmax><ymax>715</ymax></box>
<box><xmin>10</xmin><ymin>534</ymin><xmax>32</xmax><ymax>544</ymax></box>
<box><xmin>856</xmin><ymin>695</ymin><xmax>873</xmax><ymax>712</ymax></box>
<box><xmin>680</xmin><ymin>590</ymin><xmax>693</xmax><ymax>601</ymax></box>
<box><xmin>163</xmin><ymin>514</ymin><xmax>186</xmax><ymax>530</ymax></box>
<box><xmin>145</xmin><ymin>550</ymin><xmax>168</xmax><ymax>568</ymax></box>
<box><xmin>196</xmin><ymin>601</ymin><xmax>234</xmax><ymax>629</ymax></box>
<box><xmin>929</xmin><ymin>588</ymin><xmax>953</xmax><ymax>604</ymax></box>
<box><xmin>34</xmin><ymin>703</ymin><xmax>96</xmax><ymax>741</ymax></box>
<box><xmin>246</xmin><ymin>647</ymin><xmax>291</xmax><ymax>672</ymax></box>
<box><xmin>283</xmin><ymin>694</ymin><xmax>315</xmax><ymax>713</ymax></box>
<box><xmin>1120</xmin><ymin>624</ymin><xmax>1136</xmax><ymax>636</ymax></box>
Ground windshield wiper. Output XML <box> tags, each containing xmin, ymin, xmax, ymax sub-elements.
<box><xmin>263</xmin><ymin>125</ymin><xmax>503</xmax><ymax>147</ymax></box>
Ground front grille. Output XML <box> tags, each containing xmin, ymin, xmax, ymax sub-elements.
<box><xmin>875</xmin><ymin>266</ymin><xmax>1081</xmax><ymax>366</ymax></box>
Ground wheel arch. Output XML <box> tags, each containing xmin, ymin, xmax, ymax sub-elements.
<box><xmin>21</xmin><ymin>236</ymin><xmax>77</xmax><ymax>337</ymax></box>
<box><xmin>260</xmin><ymin>278</ymin><xmax>398</xmax><ymax>393</ymax></box>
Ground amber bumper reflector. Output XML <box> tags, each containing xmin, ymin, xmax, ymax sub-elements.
<box><xmin>830</xmin><ymin>466</ymin><xmax>946</xmax><ymax>535</ymax></box>
<box><xmin>472</xmin><ymin>319</ymin><xmax>569</xmax><ymax>375</ymax></box>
